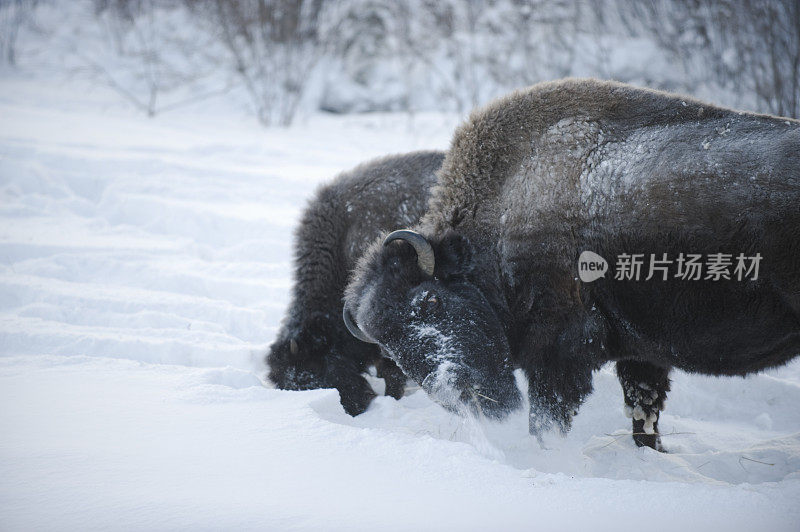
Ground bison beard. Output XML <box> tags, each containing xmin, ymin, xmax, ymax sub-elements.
<box><xmin>344</xmin><ymin>79</ymin><xmax>800</xmax><ymax>450</ymax></box>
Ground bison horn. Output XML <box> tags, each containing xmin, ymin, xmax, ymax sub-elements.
<box><xmin>383</xmin><ymin>229</ymin><xmax>435</xmax><ymax>277</ymax></box>
<box><xmin>342</xmin><ymin>303</ymin><xmax>378</xmax><ymax>344</ymax></box>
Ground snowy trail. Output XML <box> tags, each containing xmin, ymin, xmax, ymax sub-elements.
<box><xmin>1</xmin><ymin>74</ymin><xmax>799</xmax><ymax>530</ymax></box>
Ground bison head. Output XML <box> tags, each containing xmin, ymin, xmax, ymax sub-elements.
<box><xmin>344</xmin><ymin>229</ymin><xmax>521</xmax><ymax>418</ymax></box>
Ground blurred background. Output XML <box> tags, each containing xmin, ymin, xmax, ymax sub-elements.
<box><xmin>2</xmin><ymin>0</ymin><xmax>798</xmax><ymax>125</ymax></box>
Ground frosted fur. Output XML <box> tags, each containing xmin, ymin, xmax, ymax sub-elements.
<box><xmin>292</xmin><ymin>151</ymin><xmax>444</xmax><ymax>314</ymax></box>
<box><xmin>268</xmin><ymin>151</ymin><xmax>445</xmax><ymax>415</ymax></box>
<box><xmin>422</xmin><ymin>78</ymin><xmax>799</xmax><ymax>241</ymax></box>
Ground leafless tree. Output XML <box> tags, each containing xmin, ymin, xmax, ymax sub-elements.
<box><xmin>191</xmin><ymin>0</ymin><xmax>326</xmax><ymax>126</ymax></box>
<box><xmin>72</xmin><ymin>0</ymin><xmax>232</xmax><ymax>117</ymax></box>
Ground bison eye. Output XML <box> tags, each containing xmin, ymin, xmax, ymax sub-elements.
<box><xmin>419</xmin><ymin>292</ymin><xmax>440</xmax><ymax>316</ymax></box>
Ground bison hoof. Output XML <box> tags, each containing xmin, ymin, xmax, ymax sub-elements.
<box><xmin>631</xmin><ymin>418</ymin><xmax>664</xmax><ymax>452</ymax></box>
<box><xmin>337</xmin><ymin>377</ymin><xmax>377</xmax><ymax>416</ymax></box>
<box><xmin>384</xmin><ymin>379</ymin><xmax>406</xmax><ymax>401</ymax></box>
<box><xmin>340</xmin><ymin>389</ymin><xmax>376</xmax><ymax>416</ymax></box>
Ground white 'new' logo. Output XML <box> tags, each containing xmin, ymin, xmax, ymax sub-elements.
<box><xmin>578</xmin><ymin>251</ymin><xmax>608</xmax><ymax>282</ymax></box>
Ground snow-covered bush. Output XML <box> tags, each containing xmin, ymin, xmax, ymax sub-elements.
<box><xmin>83</xmin><ymin>0</ymin><xmax>232</xmax><ymax>117</ymax></box>
<box><xmin>4</xmin><ymin>0</ymin><xmax>798</xmax><ymax>123</ymax></box>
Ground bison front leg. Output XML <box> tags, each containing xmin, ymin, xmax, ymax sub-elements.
<box><xmin>526</xmin><ymin>357</ymin><xmax>594</xmax><ymax>443</ymax></box>
<box><xmin>616</xmin><ymin>360</ymin><xmax>670</xmax><ymax>451</ymax></box>
<box><xmin>325</xmin><ymin>353</ymin><xmax>376</xmax><ymax>416</ymax></box>
<box><xmin>375</xmin><ymin>356</ymin><xmax>407</xmax><ymax>400</ymax></box>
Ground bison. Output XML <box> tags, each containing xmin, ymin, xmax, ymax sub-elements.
<box><xmin>267</xmin><ymin>151</ymin><xmax>444</xmax><ymax>415</ymax></box>
<box><xmin>343</xmin><ymin>79</ymin><xmax>800</xmax><ymax>450</ymax></box>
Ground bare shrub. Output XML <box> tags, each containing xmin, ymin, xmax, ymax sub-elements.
<box><xmin>613</xmin><ymin>0</ymin><xmax>800</xmax><ymax>118</ymax></box>
<box><xmin>190</xmin><ymin>0</ymin><xmax>326</xmax><ymax>126</ymax></box>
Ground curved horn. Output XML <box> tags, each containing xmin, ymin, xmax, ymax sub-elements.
<box><xmin>342</xmin><ymin>303</ymin><xmax>378</xmax><ymax>344</ymax></box>
<box><xmin>383</xmin><ymin>230</ymin><xmax>435</xmax><ymax>277</ymax></box>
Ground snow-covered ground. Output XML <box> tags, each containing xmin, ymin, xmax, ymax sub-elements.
<box><xmin>1</xmin><ymin>72</ymin><xmax>799</xmax><ymax>531</ymax></box>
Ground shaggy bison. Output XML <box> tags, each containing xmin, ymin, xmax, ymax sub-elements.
<box><xmin>267</xmin><ymin>151</ymin><xmax>443</xmax><ymax>415</ymax></box>
<box><xmin>344</xmin><ymin>79</ymin><xmax>799</xmax><ymax>450</ymax></box>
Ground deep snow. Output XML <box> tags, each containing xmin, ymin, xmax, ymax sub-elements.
<box><xmin>1</xmin><ymin>73</ymin><xmax>799</xmax><ymax>531</ymax></box>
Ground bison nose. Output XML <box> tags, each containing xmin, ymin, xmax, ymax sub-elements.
<box><xmin>453</xmin><ymin>380</ymin><xmax>517</xmax><ymax>419</ymax></box>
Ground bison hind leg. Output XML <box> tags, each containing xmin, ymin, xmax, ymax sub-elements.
<box><xmin>616</xmin><ymin>360</ymin><xmax>671</xmax><ymax>451</ymax></box>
